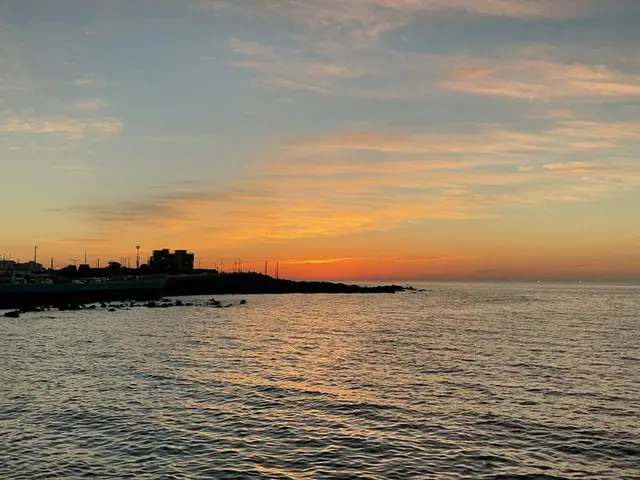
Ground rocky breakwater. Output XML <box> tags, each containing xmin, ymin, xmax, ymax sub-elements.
<box><xmin>163</xmin><ymin>272</ymin><xmax>407</xmax><ymax>296</ymax></box>
<box><xmin>3</xmin><ymin>297</ymin><xmax>248</xmax><ymax>319</ymax></box>
<box><xmin>2</xmin><ymin>273</ymin><xmax>411</xmax><ymax>315</ymax></box>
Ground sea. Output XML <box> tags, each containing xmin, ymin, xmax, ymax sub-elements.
<box><xmin>1</xmin><ymin>282</ymin><xmax>639</xmax><ymax>479</ymax></box>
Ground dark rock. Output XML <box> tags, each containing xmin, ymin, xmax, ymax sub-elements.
<box><xmin>175</xmin><ymin>300</ymin><xmax>184</xmax><ymax>307</ymax></box>
<box><xmin>239</xmin><ymin>299</ymin><xmax>247</xmax><ymax>305</ymax></box>
<box><xmin>108</xmin><ymin>308</ymin><xmax>116</xmax><ymax>312</ymax></box>
<box><xmin>185</xmin><ymin>303</ymin><xmax>193</xmax><ymax>307</ymax></box>
<box><xmin>146</xmin><ymin>301</ymin><xmax>157</xmax><ymax>308</ymax></box>
<box><xmin>4</xmin><ymin>310</ymin><xmax>20</xmax><ymax>318</ymax></box>
<box><xmin>100</xmin><ymin>303</ymin><xmax>107</xmax><ymax>308</ymax></box>
<box><xmin>160</xmin><ymin>272</ymin><xmax>408</xmax><ymax>296</ymax></box>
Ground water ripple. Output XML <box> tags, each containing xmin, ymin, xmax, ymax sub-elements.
<box><xmin>1</xmin><ymin>284</ymin><xmax>639</xmax><ymax>478</ymax></box>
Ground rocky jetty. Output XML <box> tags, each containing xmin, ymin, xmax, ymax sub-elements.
<box><xmin>164</xmin><ymin>272</ymin><xmax>406</xmax><ymax>296</ymax></box>
<box><xmin>1</xmin><ymin>272</ymin><xmax>408</xmax><ymax>311</ymax></box>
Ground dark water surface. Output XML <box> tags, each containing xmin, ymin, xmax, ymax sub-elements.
<box><xmin>2</xmin><ymin>283</ymin><xmax>639</xmax><ymax>479</ymax></box>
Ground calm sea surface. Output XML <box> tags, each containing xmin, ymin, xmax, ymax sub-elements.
<box><xmin>1</xmin><ymin>283</ymin><xmax>639</xmax><ymax>479</ymax></box>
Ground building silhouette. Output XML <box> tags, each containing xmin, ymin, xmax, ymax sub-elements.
<box><xmin>149</xmin><ymin>249</ymin><xmax>195</xmax><ymax>273</ymax></box>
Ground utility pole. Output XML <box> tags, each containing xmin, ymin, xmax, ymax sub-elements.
<box><xmin>50</xmin><ymin>258</ymin><xmax>54</xmax><ymax>271</ymax></box>
<box><xmin>136</xmin><ymin>245</ymin><xmax>140</xmax><ymax>269</ymax></box>
<box><xmin>34</xmin><ymin>245</ymin><xmax>38</xmax><ymax>264</ymax></box>
<box><xmin>84</xmin><ymin>250</ymin><xmax>87</xmax><ymax>265</ymax></box>
<box><xmin>275</xmin><ymin>261</ymin><xmax>279</xmax><ymax>280</ymax></box>
<box><xmin>97</xmin><ymin>258</ymin><xmax>100</xmax><ymax>269</ymax></box>
<box><xmin>264</xmin><ymin>261</ymin><xmax>268</xmax><ymax>276</ymax></box>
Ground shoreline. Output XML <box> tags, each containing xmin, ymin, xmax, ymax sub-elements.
<box><xmin>0</xmin><ymin>272</ymin><xmax>411</xmax><ymax>310</ymax></box>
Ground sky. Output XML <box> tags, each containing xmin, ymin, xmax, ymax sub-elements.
<box><xmin>1</xmin><ymin>0</ymin><xmax>640</xmax><ymax>282</ymax></box>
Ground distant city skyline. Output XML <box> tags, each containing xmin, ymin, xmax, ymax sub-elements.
<box><xmin>2</xmin><ymin>1</ymin><xmax>640</xmax><ymax>282</ymax></box>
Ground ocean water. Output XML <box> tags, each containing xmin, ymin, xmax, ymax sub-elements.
<box><xmin>1</xmin><ymin>282</ymin><xmax>639</xmax><ymax>479</ymax></box>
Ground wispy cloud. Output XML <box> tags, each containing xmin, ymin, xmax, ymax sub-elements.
<box><xmin>1</xmin><ymin>116</ymin><xmax>123</xmax><ymax>136</ymax></box>
<box><xmin>228</xmin><ymin>38</ymin><xmax>364</xmax><ymax>94</ymax></box>
<box><xmin>229</xmin><ymin>38</ymin><xmax>276</xmax><ymax>57</ymax></box>
<box><xmin>73</xmin><ymin>78</ymin><xmax>114</xmax><ymax>87</ymax></box>
<box><xmin>73</xmin><ymin>98</ymin><xmax>110</xmax><ymax>111</ymax></box>
<box><xmin>284</xmin><ymin>257</ymin><xmax>361</xmax><ymax>265</ymax></box>
<box><xmin>57</xmin><ymin>113</ymin><xmax>640</xmax><ymax>250</ymax></box>
<box><xmin>51</xmin><ymin>163</ymin><xmax>102</xmax><ymax>174</ymax></box>
<box><xmin>282</xmin><ymin>119</ymin><xmax>640</xmax><ymax>158</ymax></box>
<box><xmin>74</xmin><ymin>78</ymin><xmax>99</xmax><ymax>86</ymax></box>
<box><xmin>542</xmin><ymin>161</ymin><xmax>601</xmax><ymax>172</ymax></box>
<box><xmin>445</xmin><ymin>58</ymin><xmax>640</xmax><ymax>99</ymax></box>
<box><xmin>226</xmin><ymin>31</ymin><xmax>640</xmax><ymax>102</ymax></box>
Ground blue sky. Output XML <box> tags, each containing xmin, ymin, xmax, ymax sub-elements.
<box><xmin>1</xmin><ymin>0</ymin><xmax>640</xmax><ymax>280</ymax></box>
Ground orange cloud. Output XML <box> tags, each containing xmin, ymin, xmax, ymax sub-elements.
<box><xmin>444</xmin><ymin>59</ymin><xmax>640</xmax><ymax>99</ymax></box>
<box><xmin>57</xmin><ymin>116</ymin><xmax>640</xmax><ymax>257</ymax></box>
<box><xmin>281</xmin><ymin>119</ymin><xmax>640</xmax><ymax>164</ymax></box>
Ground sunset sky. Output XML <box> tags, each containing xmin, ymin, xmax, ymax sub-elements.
<box><xmin>1</xmin><ymin>0</ymin><xmax>640</xmax><ymax>282</ymax></box>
